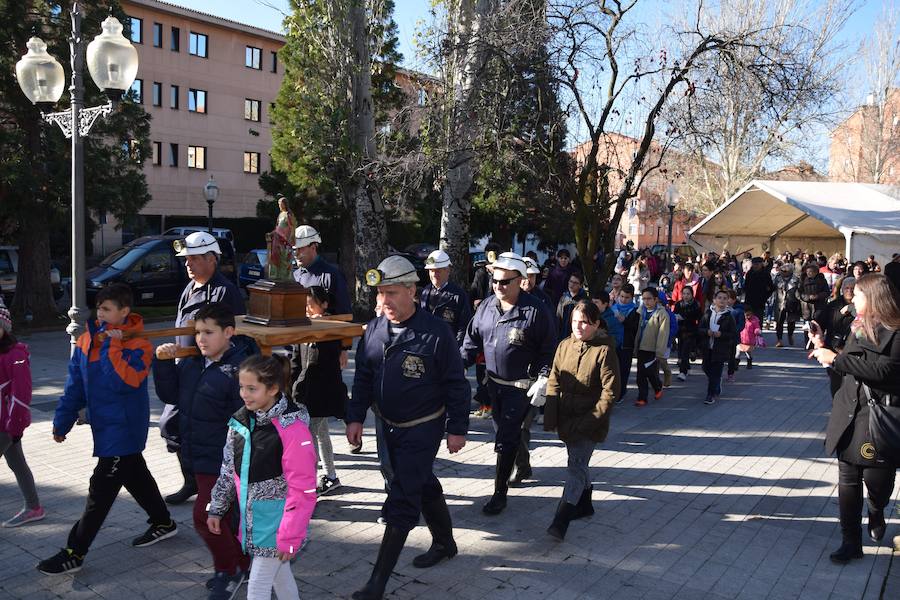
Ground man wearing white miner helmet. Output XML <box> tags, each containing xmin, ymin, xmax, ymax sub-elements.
<box><xmin>348</xmin><ymin>255</ymin><xmax>470</xmax><ymax>600</ymax></box>
<box><xmin>163</xmin><ymin>231</ymin><xmax>245</xmax><ymax>505</ymax></box>
<box><xmin>462</xmin><ymin>251</ymin><xmax>556</xmax><ymax>515</ymax></box>
<box><xmin>292</xmin><ymin>224</ymin><xmax>352</xmax><ymax>317</ymax></box>
<box><xmin>419</xmin><ymin>249</ymin><xmax>471</xmax><ymax>346</ymax></box>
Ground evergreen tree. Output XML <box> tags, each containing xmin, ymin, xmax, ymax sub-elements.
<box><xmin>0</xmin><ymin>0</ymin><xmax>151</xmax><ymax>323</ymax></box>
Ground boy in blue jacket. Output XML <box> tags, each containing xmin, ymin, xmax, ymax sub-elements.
<box><xmin>153</xmin><ymin>303</ymin><xmax>258</xmax><ymax>597</ymax></box>
<box><xmin>39</xmin><ymin>284</ymin><xmax>175</xmax><ymax>576</ymax></box>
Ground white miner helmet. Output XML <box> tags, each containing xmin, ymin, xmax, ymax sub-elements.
<box><xmin>523</xmin><ymin>257</ymin><xmax>541</xmax><ymax>275</ymax></box>
<box><xmin>489</xmin><ymin>252</ymin><xmax>527</xmax><ymax>277</ymax></box>
<box><xmin>366</xmin><ymin>255</ymin><xmax>420</xmax><ymax>287</ymax></box>
<box><xmin>294</xmin><ymin>225</ymin><xmax>322</xmax><ymax>248</ymax></box>
<box><xmin>424</xmin><ymin>249</ymin><xmax>451</xmax><ymax>269</ymax></box>
<box><xmin>174</xmin><ymin>231</ymin><xmax>221</xmax><ymax>257</ymax></box>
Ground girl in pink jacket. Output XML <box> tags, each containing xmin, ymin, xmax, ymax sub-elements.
<box><xmin>0</xmin><ymin>303</ymin><xmax>44</xmax><ymax>527</ymax></box>
<box><xmin>738</xmin><ymin>308</ymin><xmax>763</xmax><ymax>369</ymax></box>
<box><xmin>208</xmin><ymin>354</ymin><xmax>316</xmax><ymax>600</ymax></box>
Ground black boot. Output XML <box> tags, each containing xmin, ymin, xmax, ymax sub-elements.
<box><xmin>547</xmin><ymin>500</ymin><xmax>576</xmax><ymax>541</ymax></box>
<box><xmin>746</xmin><ymin>355</ymin><xmax>753</xmax><ymax>370</ymax></box>
<box><xmin>352</xmin><ymin>525</ymin><xmax>409</xmax><ymax>600</ymax></box>
<box><xmin>868</xmin><ymin>509</ymin><xmax>886</xmax><ymax>542</ymax></box>
<box><xmin>829</xmin><ymin>543</ymin><xmax>864</xmax><ymax>564</ymax></box>
<box><xmin>413</xmin><ymin>496</ymin><xmax>457</xmax><ymax>568</ymax></box>
<box><xmin>165</xmin><ymin>454</ymin><xmax>197</xmax><ymax>505</ymax></box>
<box><xmin>483</xmin><ymin>453</ymin><xmax>516</xmax><ymax>515</ymax></box>
<box><xmin>571</xmin><ymin>486</ymin><xmax>594</xmax><ymax>519</ymax></box>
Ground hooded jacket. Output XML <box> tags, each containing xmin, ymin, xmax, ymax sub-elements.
<box><xmin>53</xmin><ymin>314</ymin><xmax>153</xmax><ymax>457</ymax></box>
<box><xmin>0</xmin><ymin>342</ymin><xmax>31</xmax><ymax>438</ymax></box>
<box><xmin>612</xmin><ymin>301</ymin><xmax>639</xmax><ymax>350</ymax></box>
<box><xmin>153</xmin><ymin>334</ymin><xmax>259</xmax><ymax>474</ymax></box>
<box><xmin>544</xmin><ymin>329</ymin><xmax>620</xmax><ymax>443</ymax></box>
<box><xmin>635</xmin><ymin>305</ymin><xmax>670</xmax><ymax>357</ymax></box>
<box><xmin>209</xmin><ymin>396</ymin><xmax>317</xmax><ymax>557</ymax></box>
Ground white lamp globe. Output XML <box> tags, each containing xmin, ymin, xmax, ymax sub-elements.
<box><xmin>86</xmin><ymin>16</ymin><xmax>138</xmax><ymax>101</ymax></box>
<box><xmin>15</xmin><ymin>37</ymin><xmax>65</xmax><ymax>109</ymax></box>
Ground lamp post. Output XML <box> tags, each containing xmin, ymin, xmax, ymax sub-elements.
<box><xmin>15</xmin><ymin>3</ymin><xmax>138</xmax><ymax>351</ymax></box>
<box><xmin>664</xmin><ymin>184</ymin><xmax>680</xmax><ymax>275</ymax></box>
<box><xmin>204</xmin><ymin>175</ymin><xmax>219</xmax><ymax>233</ymax></box>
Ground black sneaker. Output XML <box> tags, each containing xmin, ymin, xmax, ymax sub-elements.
<box><xmin>206</xmin><ymin>568</ymin><xmax>249</xmax><ymax>590</ymax></box>
<box><xmin>132</xmin><ymin>520</ymin><xmax>177</xmax><ymax>547</ymax></box>
<box><xmin>317</xmin><ymin>475</ymin><xmax>342</xmax><ymax>496</ymax></box>
<box><xmin>704</xmin><ymin>395</ymin><xmax>716</xmax><ymax>405</ymax></box>
<box><xmin>349</xmin><ymin>443</ymin><xmax>362</xmax><ymax>454</ymax></box>
<box><xmin>37</xmin><ymin>548</ymin><xmax>84</xmax><ymax>575</ymax></box>
<box><xmin>208</xmin><ymin>570</ymin><xmax>245</xmax><ymax>600</ymax></box>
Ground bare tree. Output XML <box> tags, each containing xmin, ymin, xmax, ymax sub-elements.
<box><xmin>831</xmin><ymin>2</ymin><xmax>900</xmax><ymax>184</ymax></box>
<box><xmin>540</xmin><ymin>0</ymin><xmax>854</xmax><ymax>285</ymax></box>
<box><xmin>671</xmin><ymin>0</ymin><xmax>853</xmax><ymax>213</ymax></box>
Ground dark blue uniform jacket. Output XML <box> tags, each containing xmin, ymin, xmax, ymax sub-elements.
<box><xmin>462</xmin><ymin>291</ymin><xmax>557</xmax><ymax>381</ymax></box>
<box><xmin>349</xmin><ymin>307</ymin><xmax>470</xmax><ymax>436</ymax></box>
<box><xmin>293</xmin><ymin>256</ymin><xmax>352</xmax><ymax>316</ymax></box>
<box><xmin>419</xmin><ymin>281</ymin><xmax>472</xmax><ymax>345</ymax></box>
<box><xmin>153</xmin><ymin>335</ymin><xmax>258</xmax><ymax>475</ymax></box>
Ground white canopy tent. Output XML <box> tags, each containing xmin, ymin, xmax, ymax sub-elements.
<box><xmin>688</xmin><ymin>180</ymin><xmax>900</xmax><ymax>263</ymax></box>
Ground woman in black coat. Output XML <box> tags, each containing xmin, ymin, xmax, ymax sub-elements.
<box><xmin>811</xmin><ymin>273</ymin><xmax>900</xmax><ymax>564</ymax></box>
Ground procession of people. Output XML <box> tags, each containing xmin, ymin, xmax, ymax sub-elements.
<box><xmin>2</xmin><ymin>222</ymin><xmax>900</xmax><ymax>599</ymax></box>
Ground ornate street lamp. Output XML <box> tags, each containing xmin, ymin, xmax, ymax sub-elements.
<box><xmin>664</xmin><ymin>184</ymin><xmax>681</xmax><ymax>275</ymax></box>
<box><xmin>204</xmin><ymin>176</ymin><xmax>219</xmax><ymax>233</ymax></box>
<box><xmin>14</xmin><ymin>4</ymin><xmax>138</xmax><ymax>351</ymax></box>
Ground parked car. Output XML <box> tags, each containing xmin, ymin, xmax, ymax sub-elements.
<box><xmin>0</xmin><ymin>246</ymin><xmax>63</xmax><ymax>303</ymax></box>
<box><xmin>84</xmin><ymin>235</ymin><xmax>236</xmax><ymax>307</ymax></box>
<box><xmin>649</xmin><ymin>243</ymin><xmax>698</xmax><ymax>261</ymax></box>
<box><xmin>404</xmin><ymin>243</ymin><xmax>437</xmax><ymax>261</ymax></box>
<box><xmin>163</xmin><ymin>226</ymin><xmax>235</xmax><ymax>253</ymax></box>
<box><xmin>239</xmin><ymin>249</ymin><xmax>268</xmax><ymax>289</ymax></box>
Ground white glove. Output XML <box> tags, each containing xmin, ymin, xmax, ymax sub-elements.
<box><xmin>527</xmin><ymin>375</ymin><xmax>548</xmax><ymax>407</ymax></box>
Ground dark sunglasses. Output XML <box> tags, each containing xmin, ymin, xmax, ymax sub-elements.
<box><xmin>492</xmin><ymin>277</ymin><xmax>518</xmax><ymax>286</ymax></box>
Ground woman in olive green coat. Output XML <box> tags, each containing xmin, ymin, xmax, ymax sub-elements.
<box><xmin>543</xmin><ymin>299</ymin><xmax>621</xmax><ymax>540</ymax></box>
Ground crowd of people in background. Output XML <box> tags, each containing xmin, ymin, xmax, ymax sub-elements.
<box><xmin>2</xmin><ymin>226</ymin><xmax>900</xmax><ymax>599</ymax></box>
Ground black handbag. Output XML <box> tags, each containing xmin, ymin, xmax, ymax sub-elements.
<box><xmin>864</xmin><ymin>383</ymin><xmax>900</xmax><ymax>465</ymax></box>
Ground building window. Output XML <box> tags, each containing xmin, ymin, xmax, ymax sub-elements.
<box><xmin>151</xmin><ymin>141</ymin><xmax>161</xmax><ymax>165</ymax></box>
<box><xmin>417</xmin><ymin>89</ymin><xmax>427</xmax><ymax>106</ymax></box>
<box><xmin>271</xmin><ymin>51</ymin><xmax>278</xmax><ymax>73</ymax></box>
<box><xmin>170</xmin><ymin>85</ymin><xmax>179</xmax><ymax>109</ymax></box>
<box><xmin>152</xmin><ymin>82</ymin><xmax>161</xmax><ymax>107</ymax></box>
<box><xmin>244</xmin><ymin>99</ymin><xmax>261</xmax><ymax>122</ymax></box>
<box><xmin>152</xmin><ymin>22</ymin><xmax>162</xmax><ymax>47</ymax></box>
<box><xmin>629</xmin><ymin>223</ymin><xmax>638</xmax><ymax>235</ymax></box>
<box><xmin>640</xmin><ymin>224</ymin><xmax>646</xmax><ymax>235</ymax></box>
<box><xmin>188</xmin><ymin>89</ymin><xmax>207</xmax><ymax>114</ymax></box>
<box><xmin>243</xmin><ymin>151</ymin><xmax>260</xmax><ymax>174</ymax></box>
<box><xmin>129</xmin><ymin>17</ymin><xmax>142</xmax><ymax>44</ymax></box>
<box><xmin>171</xmin><ymin>27</ymin><xmax>180</xmax><ymax>51</ymax></box>
<box><xmin>130</xmin><ymin>79</ymin><xmax>142</xmax><ymax>103</ymax></box>
<box><xmin>126</xmin><ymin>139</ymin><xmax>141</xmax><ymax>162</ymax></box>
<box><xmin>169</xmin><ymin>143</ymin><xmax>179</xmax><ymax>167</ymax></box>
<box><xmin>189</xmin><ymin>32</ymin><xmax>208</xmax><ymax>58</ymax></box>
<box><xmin>187</xmin><ymin>146</ymin><xmax>206</xmax><ymax>169</ymax></box>
<box><xmin>245</xmin><ymin>46</ymin><xmax>262</xmax><ymax>69</ymax></box>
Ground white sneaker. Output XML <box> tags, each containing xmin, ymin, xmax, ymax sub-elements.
<box><xmin>676</xmin><ymin>373</ymin><xmax>687</xmax><ymax>382</ymax></box>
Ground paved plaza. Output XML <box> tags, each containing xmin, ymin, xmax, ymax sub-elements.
<box><xmin>1</xmin><ymin>326</ymin><xmax>898</xmax><ymax>599</ymax></box>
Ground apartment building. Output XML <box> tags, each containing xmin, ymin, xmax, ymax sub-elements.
<box><xmin>571</xmin><ymin>133</ymin><xmax>701</xmax><ymax>250</ymax></box>
<box><xmin>95</xmin><ymin>0</ymin><xmax>285</xmax><ymax>252</ymax></box>
<box><xmin>829</xmin><ymin>88</ymin><xmax>900</xmax><ymax>185</ymax></box>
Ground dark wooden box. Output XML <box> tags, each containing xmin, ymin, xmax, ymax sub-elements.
<box><xmin>244</xmin><ymin>279</ymin><xmax>310</xmax><ymax>327</ymax></box>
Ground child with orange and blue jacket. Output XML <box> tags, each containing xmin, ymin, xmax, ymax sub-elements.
<box><xmin>37</xmin><ymin>284</ymin><xmax>176</xmax><ymax>576</ymax></box>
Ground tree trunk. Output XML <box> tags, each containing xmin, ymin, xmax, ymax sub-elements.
<box><xmin>438</xmin><ymin>0</ymin><xmax>493</xmax><ymax>287</ymax></box>
<box><xmin>347</xmin><ymin>0</ymin><xmax>388</xmax><ymax>315</ymax></box>
<box><xmin>11</xmin><ymin>211</ymin><xmax>57</xmax><ymax>324</ymax></box>
<box><xmin>10</xmin><ymin>116</ymin><xmax>56</xmax><ymax>324</ymax></box>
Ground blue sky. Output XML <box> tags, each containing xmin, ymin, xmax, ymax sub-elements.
<box><xmin>165</xmin><ymin>0</ymin><xmax>884</xmax><ymax>71</ymax></box>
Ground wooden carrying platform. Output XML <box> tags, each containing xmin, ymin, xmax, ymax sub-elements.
<box><xmin>132</xmin><ymin>315</ymin><xmax>362</xmax><ymax>357</ymax></box>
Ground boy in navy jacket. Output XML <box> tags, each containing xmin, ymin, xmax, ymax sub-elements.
<box><xmin>39</xmin><ymin>284</ymin><xmax>175</xmax><ymax>575</ymax></box>
<box><xmin>153</xmin><ymin>303</ymin><xmax>258</xmax><ymax>594</ymax></box>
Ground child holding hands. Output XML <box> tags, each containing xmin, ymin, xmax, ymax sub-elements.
<box><xmin>208</xmin><ymin>354</ymin><xmax>317</xmax><ymax>600</ymax></box>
